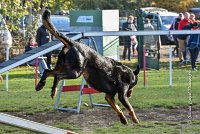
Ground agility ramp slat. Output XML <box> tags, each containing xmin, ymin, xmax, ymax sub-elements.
<box><xmin>0</xmin><ymin>33</ymin><xmax>82</xmax><ymax>74</ymax></box>
<box><xmin>0</xmin><ymin>113</ymin><xmax>76</xmax><ymax>134</ymax></box>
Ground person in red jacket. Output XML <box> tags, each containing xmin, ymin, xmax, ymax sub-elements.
<box><xmin>177</xmin><ymin>12</ymin><xmax>192</xmax><ymax>64</ymax></box>
<box><xmin>178</xmin><ymin>12</ymin><xmax>191</xmax><ymax>30</ymax></box>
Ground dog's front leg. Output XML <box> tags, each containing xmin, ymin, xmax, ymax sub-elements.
<box><xmin>51</xmin><ymin>71</ymin><xmax>82</xmax><ymax>98</ymax></box>
<box><xmin>36</xmin><ymin>69</ymin><xmax>54</xmax><ymax>91</ymax></box>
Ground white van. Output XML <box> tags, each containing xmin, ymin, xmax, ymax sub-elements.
<box><xmin>145</xmin><ymin>11</ymin><xmax>179</xmax><ymax>45</ymax></box>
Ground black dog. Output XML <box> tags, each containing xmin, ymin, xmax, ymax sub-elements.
<box><xmin>36</xmin><ymin>9</ymin><xmax>140</xmax><ymax>125</ymax></box>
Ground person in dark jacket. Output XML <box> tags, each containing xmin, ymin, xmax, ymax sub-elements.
<box><xmin>177</xmin><ymin>23</ymin><xmax>193</xmax><ymax>65</ymax></box>
<box><xmin>25</xmin><ymin>37</ymin><xmax>37</xmax><ymax>66</ymax></box>
<box><xmin>36</xmin><ymin>25</ymin><xmax>52</xmax><ymax>69</ymax></box>
<box><xmin>25</xmin><ymin>37</ymin><xmax>37</xmax><ymax>52</ymax></box>
<box><xmin>187</xmin><ymin>24</ymin><xmax>200</xmax><ymax>70</ymax></box>
<box><xmin>122</xmin><ymin>16</ymin><xmax>136</xmax><ymax>61</ymax></box>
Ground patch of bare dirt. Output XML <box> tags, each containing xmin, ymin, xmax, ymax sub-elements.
<box><xmin>5</xmin><ymin>106</ymin><xmax>200</xmax><ymax>132</ymax></box>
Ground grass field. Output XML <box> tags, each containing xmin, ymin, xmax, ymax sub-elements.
<box><xmin>0</xmin><ymin>61</ymin><xmax>200</xmax><ymax>134</ymax></box>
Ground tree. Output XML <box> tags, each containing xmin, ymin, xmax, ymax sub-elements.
<box><xmin>0</xmin><ymin>0</ymin><xmax>72</xmax><ymax>38</ymax></box>
<box><xmin>0</xmin><ymin>0</ymin><xmax>42</xmax><ymax>37</ymax></box>
<box><xmin>71</xmin><ymin>0</ymin><xmax>139</xmax><ymax>10</ymax></box>
<box><xmin>152</xmin><ymin>0</ymin><xmax>196</xmax><ymax>12</ymax></box>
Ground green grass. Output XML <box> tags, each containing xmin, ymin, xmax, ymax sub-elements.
<box><xmin>95</xmin><ymin>120</ymin><xmax>200</xmax><ymax>134</ymax></box>
<box><xmin>0</xmin><ymin>64</ymin><xmax>200</xmax><ymax>133</ymax></box>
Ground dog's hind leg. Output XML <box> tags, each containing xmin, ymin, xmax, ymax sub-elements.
<box><xmin>118</xmin><ymin>90</ymin><xmax>139</xmax><ymax>124</ymax></box>
<box><xmin>51</xmin><ymin>71</ymin><xmax>82</xmax><ymax>98</ymax></box>
<box><xmin>105</xmin><ymin>94</ymin><xmax>128</xmax><ymax>125</ymax></box>
<box><xmin>36</xmin><ymin>69</ymin><xmax>55</xmax><ymax>91</ymax></box>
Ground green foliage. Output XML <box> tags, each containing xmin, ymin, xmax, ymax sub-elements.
<box><xmin>71</xmin><ymin>0</ymin><xmax>138</xmax><ymax>10</ymax></box>
<box><xmin>0</xmin><ymin>0</ymin><xmax>71</xmax><ymax>38</ymax></box>
<box><xmin>0</xmin><ymin>123</ymin><xmax>38</xmax><ymax>134</ymax></box>
<box><xmin>95</xmin><ymin>120</ymin><xmax>200</xmax><ymax>134</ymax></box>
<box><xmin>152</xmin><ymin>0</ymin><xmax>196</xmax><ymax>12</ymax></box>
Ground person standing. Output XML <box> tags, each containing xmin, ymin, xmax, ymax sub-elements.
<box><xmin>36</xmin><ymin>24</ymin><xmax>52</xmax><ymax>69</ymax></box>
<box><xmin>187</xmin><ymin>24</ymin><xmax>200</xmax><ymax>71</ymax></box>
<box><xmin>172</xmin><ymin>13</ymin><xmax>184</xmax><ymax>56</ymax></box>
<box><xmin>188</xmin><ymin>35</ymin><xmax>199</xmax><ymax>71</ymax></box>
<box><xmin>122</xmin><ymin>16</ymin><xmax>137</xmax><ymax>61</ymax></box>
<box><xmin>177</xmin><ymin>12</ymin><xmax>192</xmax><ymax>64</ymax></box>
<box><xmin>130</xmin><ymin>19</ymin><xmax>138</xmax><ymax>57</ymax></box>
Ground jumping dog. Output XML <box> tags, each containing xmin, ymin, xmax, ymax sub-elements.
<box><xmin>36</xmin><ymin>9</ymin><xmax>140</xmax><ymax>124</ymax></box>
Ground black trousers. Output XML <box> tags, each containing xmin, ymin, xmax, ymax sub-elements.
<box><xmin>189</xmin><ymin>48</ymin><xmax>199</xmax><ymax>69</ymax></box>
<box><xmin>123</xmin><ymin>45</ymin><xmax>131</xmax><ymax>60</ymax></box>
<box><xmin>173</xmin><ymin>36</ymin><xmax>179</xmax><ymax>55</ymax></box>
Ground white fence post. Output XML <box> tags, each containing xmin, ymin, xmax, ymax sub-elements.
<box><xmin>169</xmin><ymin>46</ymin><xmax>173</xmax><ymax>88</ymax></box>
<box><xmin>6</xmin><ymin>47</ymin><xmax>9</xmax><ymax>91</ymax></box>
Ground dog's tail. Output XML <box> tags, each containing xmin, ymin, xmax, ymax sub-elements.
<box><xmin>133</xmin><ymin>64</ymin><xmax>140</xmax><ymax>75</ymax></box>
<box><xmin>42</xmin><ymin>9</ymin><xmax>75</xmax><ymax>47</ymax></box>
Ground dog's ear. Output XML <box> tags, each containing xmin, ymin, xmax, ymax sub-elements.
<box><xmin>133</xmin><ymin>64</ymin><xmax>140</xmax><ymax>75</ymax></box>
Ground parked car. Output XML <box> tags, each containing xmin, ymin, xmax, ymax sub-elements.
<box><xmin>51</xmin><ymin>15</ymin><xmax>70</xmax><ymax>32</ymax></box>
<box><xmin>50</xmin><ymin>15</ymin><xmax>71</xmax><ymax>55</ymax></box>
<box><xmin>145</xmin><ymin>11</ymin><xmax>178</xmax><ymax>45</ymax></box>
<box><xmin>140</xmin><ymin>7</ymin><xmax>168</xmax><ymax>16</ymax></box>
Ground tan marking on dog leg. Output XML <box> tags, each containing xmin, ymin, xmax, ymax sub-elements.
<box><xmin>128</xmin><ymin>108</ymin><xmax>139</xmax><ymax>123</ymax></box>
<box><xmin>105</xmin><ymin>94</ymin><xmax>128</xmax><ymax>125</ymax></box>
<box><xmin>51</xmin><ymin>87</ymin><xmax>58</xmax><ymax>99</ymax></box>
<box><xmin>118</xmin><ymin>94</ymin><xmax>139</xmax><ymax>124</ymax></box>
<box><xmin>127</xmin><ymin>89</ymin><xmax>133</xmax><ymax>98</ymax></box>
<box><xmin>83</xmin><ymin>70</ymin><xmax>89</xmax><ymax>80</ymax></box>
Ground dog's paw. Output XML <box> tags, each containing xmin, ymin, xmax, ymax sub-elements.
<box><xmin>51</xmin><ymin>88</ymin><xmax>58</xmax><ymax>99</ymax></box>
<box><xmin>119</xmin><ymin>115</ymin><xmax>128</xmax><ymax>125</ymax></box>
<box><xmin>132</xmin><ymin>117</ymin><xmax>139</xmax><ymax>124</ymax></box>
<box><xmin>35</xmin><ymin>81</ymin><xmax>46</xmax><ymax>91</ymax></box>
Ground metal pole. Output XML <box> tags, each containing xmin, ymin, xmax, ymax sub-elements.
<box><xmin>22</xmin><ymin>16</ymin><xmax>26</xmax><ymax>38</ymax></box>
<box><xmin>143</xmin><ymin>45</ymin><xmax>146</xmax><ymax>88</ymax></box>
<box><xmin>6</xmin><ymin>47</ymin><xmax>9</xmax><ymax>91</ymax></box>
<box><xmin>169</xmin><ymin>46</ymin><xmax>172</xmax><ymax>88</ymax></box>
